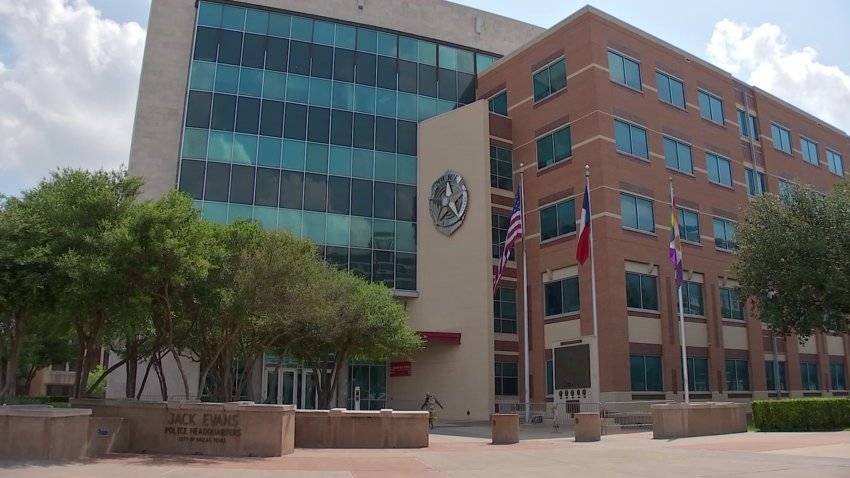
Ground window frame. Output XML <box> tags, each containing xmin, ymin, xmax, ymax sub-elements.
<box><xmin>539</xmin><ymin>198</ymin><xmax>577</xmax><ymax>242</ymax></box>
<box><xmin>771</xmin><ymin>123</ymin><xmax>792</xmax><ymax>155</ymax></box>
<box><xmin>495</xmin><ymin>361</ymin><xmax>519</xmax><ymax>396</ymax></box>
<box><xmin>677</xmin><ymin>207</ymin><xmax>700</xmax><ymax>244</ymax></box>
<box><xmin>745</xmin><ymin>168</ymin><xmax>767</xmax><ymax>196</ymax></box>
<box><xmin>830</xmin><ymin>363</ymin><xmax>847</xmax><ymax>390</ymax></box>
<box><xmin>725</xmin><ymin>359</ymin><xmax>750</xmax><ymax>391</ymax></box>
<box><xmin>713</xmin><ymin>217</ymin><xmax>737</xmax><ymax>252</ymax></box>
<box><xmin>687</xmin><ymin>357</ymin><xmax>710</xmax><ymax>392</ymax></box>
<box><xmin>625</xmin><ymin>271</ymin><xmax>659</xmax><ymax>311</ymax></box>
<box><xmin>719</xmin><ymin>286</ymin><xmax>743</xmax><ymax>320</ymax></box>
<box><xmin>681</xmin><ymin>280</ymin><xmax>704</xmax><ymax>316</ymax></box>
<box><xmin>608</xmin><ymin>50</ymin><xmax>642</xmax><ymax>92</ymax></box>
<box><xmin>655</xmin><ymin>70</ymin><xmax>685</xmax><ymax>109</ymax></box>
<box><xmin>490</xmin><ymin>144</ymin><xmax>513</xmax><ymax>191</ymax></box>
<box><xmin>491</xmin><ymin>213</ymin><xmax>513</xmax><ymax>260</ymax></box>
<box><xmin>488</xmin><ymin>89</ymin><xmax>508</xmax><ymax>116</ymax></box>
<box><xmin>536</xmin><ymin>125</ymin><xmax>573</xmax><ymax>170</ymax></box>
<box><xmin>494</xmin><ymin>286</ymin><xmax>517</xmax><ymax>334</ymax></box>
<box><xmin>697</xmin><ymin>89</ymin><xmax>725</xmax><ymax>125</ymax></box>
<box><xmin>630</xmin><ymin>354</ymin><xmax>662</xmax><ymax>392</ymax></box>
<box><xmin>827</xmin><ymin>148</ymin><xmax>844</xmax><ymax>177</ymax></box>
<box><xmin>664</xmin><ymin>136</ymin><xmax>694</xmax><ymax>175</ymax></box>
<box><xmin>532</xmin><ymin>57</ymin><xmax>567</xmax><ymax>102</ymax></box>
<box><xmin>765</xmin><ymin>361</ymin><xmax>787</xmax><ymax>391</ymax></box>
<box><xmin>543</xmin><ymin>276</ymin><xmax>580</xmax><ymax>318</ymax></box>
<box><xmin>614</xmin><ymin>119</ymin><xmax>649</xmax><ymax>160</ymax></box>
<box><xmin>800</xmin><ymin>361</ymin><xmax>819</xmax><ymax>391</ymax></box>
<box><xmin>706</xmin><ymin>152</ymin><xmax>733</xmax><ymax>188</ymax></box>
<box><xmin>736</xmin><ymin>109</ymin><xmax>759</xmax><ymax>140</ymax></box>
<box><xmin>800</xmin><ymin>136</ymin><xmax>819</xmax><ymax>166</ymax></box>
<box><xmin>620</xmin><ymin>192</ymin><xmax>656</xmax><ymax>233</ymax></box>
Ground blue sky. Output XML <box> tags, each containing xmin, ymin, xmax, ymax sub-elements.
<box><xmin>0</xmin><ymin>0</ymin><xmax>848</xmax><ymax>197</ymax></box>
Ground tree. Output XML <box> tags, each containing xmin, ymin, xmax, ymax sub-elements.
<box><xmin>284</xmin><ymin>267</ymin><xmax>422</xmax><ymax>409</ymax></box>
<box><xmin>735</xmin><ymin>182</ymin><xmax>850</xmax><ymax>338</ymax></box>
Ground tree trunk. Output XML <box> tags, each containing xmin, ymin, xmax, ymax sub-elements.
<box><xmin>153</xmin><ymin>355</ymin><xmax>168</xmax><ymax>400</ymax></box>
<box><xmin>124</xmin><ymin>338</ymin><xmax>139</xmax><ymax>398</ymax></box>
<box><xmin>168</xmin><ymin>345</ymin><xmax>191</xmax><ymax>400</ymax></box>
<box><xmin>85</xmin><ymin>358</ymin><xmax>127</xmax><ymax>396</ymax></box>
<box><xmin>136</xmin><ymin>353</ymin><xmax>158</xmax><ymax>400</ymax></box>
<box><xmin>0</xmin><ymin>313</ymin><xmax>25</xmax><ymax>400</ymax></box>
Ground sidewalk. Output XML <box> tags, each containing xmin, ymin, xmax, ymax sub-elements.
<box><xmin>1</xmin><ymin>429</ymin><xmax>848</xmax><ymax>477</ymax></box>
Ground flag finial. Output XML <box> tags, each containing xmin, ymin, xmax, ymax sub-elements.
<box><xmin>585</xmin><ymin>164</ymin><xmax>590</xmax><ymax>177</ymax></box>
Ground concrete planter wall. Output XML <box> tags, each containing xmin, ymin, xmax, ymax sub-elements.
<box><xmin>295</xmin><ymin>408</ymin><xmax>429</xmax><ymax>448</ymax></box>
<box><xmin>0</xmin><ymin>407</ymin><xmax>91</xmax><ymax>460</ymax></box>
<box><xmin>652</xmin><ymin>402</ymin><xmax>747</xmax><ymax>439</ymax></box>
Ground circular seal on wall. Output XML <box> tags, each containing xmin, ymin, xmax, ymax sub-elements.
<box><xmin>429</xmin><ymin>170</ymin><xmax>469</xmax><ymax>236</ymax></box>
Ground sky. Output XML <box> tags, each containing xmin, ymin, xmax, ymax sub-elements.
<box><xmin>0</xmin><ymin>0</ymin><xmax>848</xmax><ymax>197</ymax></box>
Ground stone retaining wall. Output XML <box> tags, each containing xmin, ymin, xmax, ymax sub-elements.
<box><xmin>295</xmin><ymin>408</ymin><xmax>429</xmax><ymax>448</ymax></box>
<box><xmin>652</xmin><ymin>402</ymin><xmax>747</xmax><ymax>439</ymax></box>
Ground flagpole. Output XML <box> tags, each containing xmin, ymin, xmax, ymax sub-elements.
<box><xmin>519</xmin><ymin>163</ymin><xmax>531</xmax><ymax>423</ymax></box>
<box><xmin>586</xmin><ymin>166</ymin><xmax>599</xmax><ymax>337</ymax></box>
<box><xmin>671</xmin><ymin>178</ymin><xmax>690</xmax><ymax>404</ymax></box>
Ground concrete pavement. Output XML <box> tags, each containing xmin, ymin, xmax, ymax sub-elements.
<box><xmin>1</xmin><ymin>427</ymin><xmax>848</xmax><ymax>477</ymax></box>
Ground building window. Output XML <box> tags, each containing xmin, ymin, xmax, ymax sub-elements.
<box><xmin>490</xmin><ymin>145</ymin><xmax>513</xmax><ymax>190</ymax></box>
<box><xmin>540</xmin><ymin>198</ymin><xmax>576</xmax><ymax>241</ymax></box>
<box><xmin>801</xmin><ymin>362</ymin><xmax>819</xmax><ymax>390</ymax></box>
<box><xmin>664</xmin><ymin>137</ymin><xmax>693</xmax><ymax>174</ymax></box>
<box><xmin>544</xmin><ymin>276</ymin><xmax>580</xmax><ymax>317</ymax></box>
<box><xmin>536</xmin><ymin>126</ymin><xmax>572</xmax><ymax>169</ymax></box>
<box><xmin>494</xmin><ymin>287</ymin><xmax>517</xmax><ymax>334</ymax></box>
<box><xmin>698</xmin><ymin>90</ymin><xmax>724</xmax><ymax>125</ymax></box>
<box><xmin>348</xmin><ymin>361</ymin><xmax>388</xmax><ymax>410</ymax></box>
<box><xmin>771</xmin><ymin>123</ymin><xmax>792</xmax><ymax>154</ymax></box>
<box><xmin>719</xmin><ymin>287</ymin><xmax>743</xmax><ymax>320</ymax></box>
<box><xmin>713</xmin><ymin>217</ymin><xmax>737</xmax><ymax>252</ymax></box>
<box><xmin>495</xmin><ymin>361</ymin><xmax>519</xmax><ymax>396</ymax></box>
<box><xmin>706</xmin><ymin>152</ymin><xmax>733</xmax><ymax>188</ymax></box>
<box><xmin>656</xmin><ymin>71</ymin><xmax>685</xmax><ymax>108</ymax></box>
<box><xmin>492</xmin><ymin>213</ymin><xmax>513</xmax><ymax>259</ymax></box>
<box><xmin>620</xmin><ymin>193</ymin><xmax>655</xmax><ymax>233</ymax></box>
<box><xmin>625</xmin><ymin>272</ymin><xmax>658</xmax><ymax>311</ymax></box>
<box><xmin>608</xmin><ymin>50</ymin><xmax>641</xmax><ymax>91</ymax></box>
<box><xmin>736</xmin><ymin>109</ymin><xmax>759</xmax><ymax>139</ymax></box>
<box><xmin>745</xmin><ymin>168</ymin><xmax>767</xmax><ymax>196</ymax></box>
<box><xmin>488</xmin><ymin>90</ymin><xmax>508</xmax><ymax>115</ymax></box>
<box><xmin>532</xmin><ymin>57</ymin><xmax>567</xmax><ymax>102</ymax></box>
<box><xmin>778</xmin><ymin>178</ymin><xmax>794</xmax><ymax>205</ymax></box>
<box><xmin>678</xmin><ymin>207</ymin><xmax>700</xmax><ymax>243</ymax></box>
<box><xmin>801</xmin><ymin>137</ymin><xmax>819</xmax><ymax>166</ymax></box>
<box><xmin>830</xmin><ymin>363</ymin><xmax>847</xmax><ymax>390</ymax></box>
<box><xmin>765</xmin><ymin>361</ymin><xmax>787</xmax><ymax>391</ymax></box>
<box><xmin>680</xmin><ymin>281</ymin><xmax>704</xmax><ymax>316</ymax></box>
<box><xmin>725</xmin><ymin>359</ymin><xmax>749</xmax><ymax>391</ymax></box>
<box><xmin>630</xmin><ymin>355</ymin><xmax>662</xmax><ymax>391</ymax></box>
<box><xmin>614</xmin><ymin>119</ymin><xmax>649</xmax><ymax>160</ymax></box>
<box><xmin>827</xmin><ymin>148</ymin><xmax>844</xmax><ymax>176</ymax></box>
<box><xmin>546</xmin><ymin>359</ymin><xmax>554</xmax><ymax>395</ymax></box>
<box><xmin>687</xmin><ymin>357</ymin><xmax>710</xmax><ymax>391</ymax></box>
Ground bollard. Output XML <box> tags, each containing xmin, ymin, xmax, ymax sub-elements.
<box><xmin>491</xmin><ymin>413</ymin><xmax>519</xmax><ymax>444</ymax></box>
<box><xmin>574</xmin><ymin>412</ymin><xmax>601</xmax><ymax>442</ymax></box>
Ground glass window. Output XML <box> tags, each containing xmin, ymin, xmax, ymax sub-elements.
<box><xmin>282</xmin><ymin>139</ymin><xmax>306</xmax><ymax>170</ymax></box>
<box><xmin>186</xmin><ymin>90</ymin><xmax>212</xmax><ymax>128</ymax></box>
<box><xmin>356</xmin><ymin>28</ymin><xmax>378</xmax><ymax>53</ymax></box>
<box><xmin>198</xmin><ymin>3</ymin><xmax>223</xmax><ymax>28</ymax></box>
<box><xmin>687</xmin><ymin>357</ymin><xmax>709</xmax><ymax>392</ymax></box>
<box><xmin>327</xmin><ymin>176</ymin><xmax>351</xmax><ymax>214</ymax></box>
<box><xmin>204</xmin><ymin>162</ymin><xmax>230</xmax><ymax>202</ymax></box>
<box><xmin>178</xmin><ymin>159</ymin><xmax>205</xmax><ymax>199</ymax></box>
<box><xmin>351</xmin><ymin>179</ymin><xmax>373</xmax><ymax>217</ymax></box>
<box><xmin>229</xmin><ymin>164</ymin><xmax>255</xmax><ymax>205</ymax></box>
<box><xmin>494</xmin><ymin>287</ymin><xmax>517</xmax><ymax>334</ymax></box>
<box><xmin>283</xmin><ymin>103</ymin><xmax>307</xmax><ymax>140</ymax></box>
<box><xmin>334</xmin><ymin>48</ymin><xmax>356</xmax><ymax>82</ymax></box>
<box><xmin>189</xmin><ymin>61</ymin><xmax>215</xmax><ymax>91</ymax></box>
<box><xmin>801</xmin><ymin>137</ymin><xmax>819</xmax><ymax>166</ymax></box>
<box><xmin>377</xmin><ymin>31</ymin><xmax>397</xmax><ymax>57</ymax></box>
<box><xmin>720</xmin><ymin>287</ymin><xmax>743</xmax><ymax>320</ymax></box>
<box><xmin>765</xmin><ymin>361</ymin><xmax>787</xmax><ymax>391</ymax></box>
<box><xmin>194</xmin><ymin>27</ymin><xmax>219</xmax><ymax>62</ymax></box>
<box><xmin>801</xmin><ymin>362</ymin><xmax>819</xmax><ymax>390</ymax></box>
<box><xmin>490</xmin><ymin>145</ymin><xmax>513</xmax><ymax>190</ymax></box>
<box><xmin>377</xmin><ymin>56</ymin><xmax>397</xmax><ymax>90</ymax></box>
<box><xmin>540</xmin><ymin>198</ymin><xmax>576</xmax><ymax>241</ymax></box>
<box><xmin>215</xmin><ymin>64</ymin><xmax>239</xmax><ymax>93</ymax></box>
<box><xmin>255</xmin><ymin>167</ymin><xmax>280</xmax><ymax>207</ymax></box>
<box><xmin>396</xmin><ymin>252</ymin><xmax>416</xmax><ymax>290</ymax></box>
<box><xmin>713</xmin><ymin>217</ymin><xmax>737</xmax><ymax>251</ymax></box>
<box><xmin>353</xmin><ymin>113</ymin><xmax>375</xmax><ymax>149</ymax></box>
<box><xmin>827</xmin><ymin>149</ymin><xmax>845</xmax><ymax>176</ymax></box>
<box><xmin>536</xmin><ymin>126</ymin><xmax>572</xmax><ymax>169</ymax></box>
<box><xmin>373</xmin><ymin>182</ymin><xmax>395</xmax><ymax>219</ymax></box>
<box><xmin>310</xmin><ymin>44</ymin><xmax>334</xmax><ymax>79</ymax></box>
<box><xmin>620</xmin><ymin>193</ymin><xmax>655</xmax><ymax>233</ymax></box>
<box><xmin>259</xmin><ymin>99</ymin><xmax>284</xmax><ymax>137</ymax></box>
<box><xmin>288</xmin><ymin>40</ymin><xmax>311</xmax><ymax>75</ymax></box>
<box><xmin>182</xmin><ymin>127</ymin><xmax>208</xmax><ymax>159</ymax></box>
<box><xmin>235</xmin><ymin>96</ymin><xmax>260</xmax><ymax>134</ymax></box>
<box><xmin>417</xmin><ymin>63</ymin><xmax>437</xmax><ymax>97</ymax></box>
<box><xmin>532</xmin><ymin>57</ymin><xmax>567</xmax><ymax>101</ymax></box>
<box><xmin>495</xmin><ymin>362</ymin><xmax>518</xmax><ymax>396</ymax></box>
<box><xmin>771</xmin><ymin>123</ymin><xmax>792</xmax><ymax>154</ymax></box>
<box><xmin>350</xmin><ymin>248</ymin><xmax>372</xmax><ymax>281</ymax></box>
<box><xmin>396</xmin><ymin>185</ymin><xmax>416</xmax><ymax>222</ymax></box>
<box><xmin>681</xmin><ymin>281</ymin><xmax>704</xmax><ymax>316</ymax></box>
<box><xmin>303</xmin><ymin>173</ymin><xmax>328</xmax><ymax>212</ymax></box>
<box><xmin>737</xmin><ymin>109</ymin><xmax>759</xmax><ymax>139</ymax></box>
<box><xmin>698</xmin><ymin>90</ymin><xmax>724</xmax><ymax>125</ymax></box>
<box><xmin>663</xmin><ymin>137</ymin><xmax>693</xmax><ymax>173</ymax></box>
<box><xmin>745</xmin><ymin>168</ymin><xmax>767</xmax><ymax>196</ymax></box>
<box><xmin>238</xmin><ymin>67</ymin><xmax>263</xmax><ymax>97</ymax></box>
<box><xmin>778</xmin><ymin>178</ymin><xmax>794</xmax><ymax>205</ymax></box>
<box><xmin>625</xmin><ymin>272</ymin><xmax>658</xmax><ymax>311</ymax></box>
<box><xmin>630</xmin><ymin>355</ymin><xmax>662</xmax><ymax>391</ymax></box>
<box><xmin>608</xmin><ymin>51</ymin><xmax>641</xmax><ymax>90</ymax></box>
<box><xmin>207</xmin><ymin>130</ymin><xmax>233</xmax><ymax>162</ymax></box>
<box><xmin>268</xmin><ymin>13</ymin><xmax>291</xmax><ymax>38</ymax></box>
<box><xmin>544</xmin><ymin>276</ymin><xmax>580</xmax><ymax>317</ymax></box>
<box><xmin>725</xmin><ymin>359</ymin><xmax>749</xmax><ymax>391</ymax></box>
<box><xmin>307</xmin><ymin>106</ymin><xmax>331</xmax><ymax>143</ymax></box>
<box><xmin>656</xmin><ymin>71</ymin><xmax>685</xmax><ymax>108</ymax></box>
<box><xmin>355</xmin><ymin>52</ymin><xmax>377</xmax><ymax>86</ymax></box>
<box><xmin>614</xmin><ymin>119</ymin><xmax>648</xmax><ymax>159</ymax></box>
<box><xmin>491</xmin><ymin>213</ymin><xmax>512</xmax><ymax>260</ymax></box>
<box><xmin>373</xmin><ymin>250</ymin><xmax>394</xmax><ymax>287</ymax></box>
<box><xmin>678</xmin><ymin>208</ymin><xmax>700</xmax><ymax>243</ymax></box>
<box><xmin>232</xmin><ymin>133</ymin><xmax>257</xmax><ymax>164</ymax></box>
<box><xmin>242</xmin><ymin>34</ymin><xmax>266</xmax><ymax>68</ymax></box>
<box><xmin>221</xmin><ymin>5</ymin><xmax>246</xmax><ymax>30</ymax></box>
<box><xmin>830</xmin><ymin>363</ymin><xmax>847</xmax><ymax>390</ymax></box>
<box><xmin>489</xmin><ymin>91</ymin><xmax>508</xmax><ymax>116</ymax></box>
<box><xmin>218</xmin><ymin>30</ymin><xmax>243</xmax><ymax>65</ymax></box>
<box><xmin>706</xmin><ymin>152</ymin><xmax>733</xmax><ymax>187</ymax></box>
<box><xmin>397</xmin><ymin>120</ymin><xmax>417</xmax><ymax>156</ymax></box>
<box><xmin>437</xmin><ymin>68</ymin><xmax>457</xmax><ymax>102</ymax></box>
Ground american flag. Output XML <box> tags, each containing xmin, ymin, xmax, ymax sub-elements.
<box><xmin>494</xmin><ymin>184</ymin><xmax>524</xmax><ymax>295</ymax></box>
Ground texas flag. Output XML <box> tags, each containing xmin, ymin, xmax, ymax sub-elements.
<box><xmin>576</xmin><ymin>183</ymin><xmax>591</xmax><ymax>265</ymax></box>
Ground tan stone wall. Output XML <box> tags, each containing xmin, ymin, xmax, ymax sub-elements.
<box><xmin>652</xmin><ymin>403</ymin><xmax>747</xmax><ymax>439</ymax></box>
<box><xmin>72</xmin><ymin>399</ymin><xmax>294</xmax><ymax>457</ymax></box>
<box><xmin>0</xmin><ymin>408</ymin><xmax>91</xmax><ymax>460</ymax></box>
<box><xmin>392</xmin><ymin>100</ymin><xmax>493</xmax><ymax>421</ymax></box>
<box><xmin>295</xmin><ymin>408</ymin><xmax>428</xmax><ymax>448</ymax></box>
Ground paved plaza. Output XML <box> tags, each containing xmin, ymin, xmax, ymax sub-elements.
<box><xmin>1</xmin><ymin>426</ymin><xmax>849</xmax><ymax>477</ymax></box>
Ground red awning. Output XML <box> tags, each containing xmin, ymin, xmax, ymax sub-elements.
<box><xmin>417</xmin><ymin>331</ymin><xmax>462</xmax><ymax>345</ymax></box>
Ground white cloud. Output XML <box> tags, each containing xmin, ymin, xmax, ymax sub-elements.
<box><xmin>707</xmin><ymin>19</ymin><xmax>850</xmax><ymax>134</ymax></box>
<box><xmin>0</xmin><ymin>0</ymin><xmax>146</xmax><ymax>193</ymax></box>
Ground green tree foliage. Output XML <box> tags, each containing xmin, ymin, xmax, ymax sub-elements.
<box><xmin>735</xmin><ymin>182</ymin><xmax>850</xmax><ymax>338</ymax></box>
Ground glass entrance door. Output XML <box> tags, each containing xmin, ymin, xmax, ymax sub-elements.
<box><xmin>263</xmin><ymin>367</ymin><xmax>316</xmax><ymax>409</ymax></box>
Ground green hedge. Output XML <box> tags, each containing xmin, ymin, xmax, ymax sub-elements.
<box><xmin>752</xmin><ymin>398</ymin><xmax>850</xmax><ymax>431</ymax></box>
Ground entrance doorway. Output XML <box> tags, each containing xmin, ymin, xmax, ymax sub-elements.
<box><xmin>263</xmin><ymin>367</ymin><xmax>317</xmax><ymax>409</ymax></box>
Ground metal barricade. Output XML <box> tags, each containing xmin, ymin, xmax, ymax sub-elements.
<box><xmin>600</xmin><ymin>400</ymin><xmax>673</xmax><ymax>433</ymax></box>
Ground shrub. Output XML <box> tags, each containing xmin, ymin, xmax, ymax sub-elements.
<box><xmin>752</xmin><ymin>398</ymin><xmax>850</xmax><ymax>431</ymax></box>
